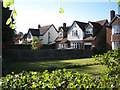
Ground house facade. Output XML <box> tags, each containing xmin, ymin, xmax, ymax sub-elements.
<box><xmin>67</xmin><ymin>21</ymin><xmax>87</xmax><ymax>49</ymax></box>
<box><xmin>56</xmin><ymin>20</ymin><xmax>108</xmax><ymax>51</ymax></box>
<box><xmin>55</xmin><ymin>23</ymin><xmax>70</xmax><ymax>49</ymax></box>
<box><xmin>27</xmin><ymin>24</ymin><xmax>58</xmax><ymax>44</ymax></box>
<box><xmin>106</xmin><ymin>10</ymin><xmax>120</xmax><ymax>51</ymax></box>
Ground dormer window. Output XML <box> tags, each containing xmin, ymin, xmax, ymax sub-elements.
<box><xmin>86</xmin><ymin>28</ymin><xmax>93</xmax><ymax>34</ymax></box>
<box><xmin>59</xmin><ymin>32</ymin><xmax>63</xmax><ymax>37</ymax></box>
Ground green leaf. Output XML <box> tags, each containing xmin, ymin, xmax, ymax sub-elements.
<box><xmin>59</xmin><ymin>8</ymin><xmax>64</xmax><ymax>13</ymax></box>
<box><xmin>9</xmin><ymin>23</ymin><xmax>15</xmax><ymax>29</ymax></box>
<box><xmin>13</xmin><ymin>9</ymin><xmax>17</xmax><ymax>19</ymax></box>
<box><xmin>6</xmin><ymin>17</ymin><xmax>11</xmax><ymax>25</ymax></box>
<box><xmin>3</xmin><ymin>0</ymin><xmax>14</xmax><ymax>8</ymax></box>
<box><xmin>108</xmin><ymin>0</ymin><xmax>110</xmax><ymax>4</ymax></box>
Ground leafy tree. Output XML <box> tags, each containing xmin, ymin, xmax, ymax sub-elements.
<box><xmin>2</xmin><ymin>5</ymin><xmax>15</xmax><ymax>47</ymax></box>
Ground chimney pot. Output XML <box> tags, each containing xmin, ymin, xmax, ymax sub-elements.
<box><xmin>63</xmin><ymin>23</ymin><xmax>66</xmax><ymax>28</ymax></box>
<box><xmin>110</xmin><ymin>10</ymin><xmax>115</xmax><ymax>21</ymax></box>
<box><xmin>38</xmin><ymin>24</ymin><xmax>41</xmax><ymax>28</ymax></box>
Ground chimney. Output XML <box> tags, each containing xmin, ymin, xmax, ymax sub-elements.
<box><xmin>110</xmin><ymin>10</ymin><xmax>115</xmax><ymax>21</ymax></box>
<box><xmin>63</xmin><ymin>23</ymin><xmax>66</xmax><ymax>28</ymax></box>
<box><xmin>38</xmin><ymin>24</ymin><xmax>41</xmax><ymax>29</ymax></box>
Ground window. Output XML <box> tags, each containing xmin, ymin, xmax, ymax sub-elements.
<box><xmin>48</xmin><ymin>32</ymin><xmax>51</xmax><ymax>43</ymax></box>
<box><xmin>28</xmin><ymin>34</ymin><xmax>31</xmax><ymax>39</ymax></box>
<box><xmin>76</xmin><ymin>30</ymin><xmax>78</xmax><ymax>36</ymax></box>
<box><xmin>112</xmin><ymin>25</ymin><xmax>120</xmax><ymax>35</ymax></box>
<box><xmin>72</xmin><ymin>30</ymin><xmax>78</xmax><ymax>36</ymax></box>
<box><xmin>86</xmin><ymin>28</ymin><xmax>93</xmax><ymax>34</ymax></box>
<box><xmin>71</xmin><ymin>42</ymin><xmax>79</xmax><ymax>49</ymax></box>
<box><xmin>59</xmin><ymin>32</ymin><xmax>63</xmax><ymax>37</ymax></box>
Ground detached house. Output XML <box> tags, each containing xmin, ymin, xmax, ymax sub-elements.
<box><xmin>56</xmin><ymin>19</ymin><xmax>108</xmax><ymax>50</ymax></box>
<box><xmin>67</xmin><ymin>21</ymin><xmax>87</xmax><ymax>49</ymax></box>
<box><xmin>27</xmin><ymin>24</ymin><xmax>58</xmax><ymax>44</ymax></box>
<box><xmin>106</xmin><ymin>10</ymin><xmax>120</xmax><ymax>51</ymax></box>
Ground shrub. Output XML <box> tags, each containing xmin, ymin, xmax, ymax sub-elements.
<box><xmin>1</xmin><ymin>69</ymin><xmax>120</xmax><ymax>89</ymax></box>
<box><xmin>92</xmin><ymin>47</ymin><xmax>120</xmax><ymax>75</ymax></box>
<box><xmin>31</xmin><ymin>36</ymin><xmax>43</xmax><ymax>50</ymax></box>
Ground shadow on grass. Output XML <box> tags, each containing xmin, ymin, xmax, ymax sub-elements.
<box><xmin>2</xmin><ymin>57</ymin><xmax>94</xmax><ymax>77</ymax></box>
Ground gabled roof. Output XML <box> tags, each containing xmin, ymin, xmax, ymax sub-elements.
<box><xmin>59</xmin><ymin>38</ymin><xmax>68</xmax><ymax>43</ymax></box>
<box><xmin>75</xmin><ymin>21</ymin><xmax>88</xmax><ymax>31</ymax></box>
<box><xmin>96</xmin><ymin>19</ymin><xmax>108</xmax><ymax>26</ymax></box>
<box><xmin>55</xmin><ymin>37</ymin><xmax>63</xmax><ymax>42</ymax></box>
<box><xmin>28</xmin><ymin>24</ymin><xmax>57</xmax><ymax>36</ymax></box>
<box><xmin>39</xmin><ymin>24</ymin><xmax>53</xmax><ymax>35</ymax></box>
<box><xmin>108</xmin><ymin>14</ymin><xmax>120</xmax><ymax>26</ymax></box>
<box><xmin>28</xmin><ymin>28</ymin><xmax>40</xmax><ymax>36</ymax></box>
<box><xmin>83</xmin><ymin>36</ymin><xmax>96</xmax><ymax>41</ymax></box>
<box><xmin>85</xmin><ymin>19</ymin><xmax>108</xmax><ymax>29</ymax></box>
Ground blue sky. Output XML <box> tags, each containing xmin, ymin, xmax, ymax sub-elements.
<box><xmin>13</xmin><ymin>0</ymin><xmax>118</xmax><ymax>33</ymax></box>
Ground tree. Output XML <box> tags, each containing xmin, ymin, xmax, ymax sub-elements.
<box><xmin>2</xmin><ymin>5</ymin><xmax>15</xmax><ymax>47</ymax></box>
<box><xmin>18</xmin><ymin>32</ymin><xmax>23</xmax><ymax>36</ymax></box>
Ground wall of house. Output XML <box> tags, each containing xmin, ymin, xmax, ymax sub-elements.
<box><xmin>43</xmin><ymin>26</ymin><xmax>58</xmax><ymax>44</ymax></box>
<box><xmin>111</xmin><ymin>18</ymin><xmax>120</xmax><ymax>26</ymax></box>
<box><xmin>68</xmin><ymin>22</ymin><xmax>84</xmax><ymax>41</ymax></box>
<box><xmin>27</xmin><ymin>32</ymin><xmax>33</xmax><ymax>41</ymax></box>
<box><xmin>92</xmin><ymin>25</ymin><xmax>106</xmax><ymax>51</ymax></box>
<box><xmin>106</xmin><ymin>27</ymin><xmax>112</xmax><ymax>51</ymax></box>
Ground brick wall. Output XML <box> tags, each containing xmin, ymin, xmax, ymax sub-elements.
<box><xmin>106</xmin><ymin>26</ymin><xmax>112</xmax><ymax>51</ymax></box>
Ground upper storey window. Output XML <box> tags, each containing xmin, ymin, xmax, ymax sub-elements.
<box><xmin>112</xmin><ymin>25</ymin><xmax>120</xmax><ymax>35</ymax></box>
<box><xmin>86</xmin><ymin>28</ymin><xmax>93</xmax><ymax>34</ymax></box>
<box><xmin>72</xmin><ymin>30</ymin><xmax>78</xmax><ymax>36</ymax></box>
<box><xmin>59</xmin><ymin>32</ymin><xmax>63</xmax><ymax>37</ymax></box>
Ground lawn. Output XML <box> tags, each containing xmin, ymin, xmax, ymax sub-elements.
<box><xmin>3</xmin><ymin>58</ymin><xmax>107</xmax><ymax>76</ymax></box>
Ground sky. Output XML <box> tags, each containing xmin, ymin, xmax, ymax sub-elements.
<box><xmin>12</xmin><ymin>0</ymin><xmax>118</xmax><ymax>34</ymax></box>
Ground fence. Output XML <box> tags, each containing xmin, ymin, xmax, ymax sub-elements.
<box><xmin>3</xmin><ymin>49</ymin><xmax>93</xmax><ymax>61</ymax></box>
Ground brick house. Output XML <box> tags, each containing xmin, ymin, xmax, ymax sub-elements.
<box><xmin>106</xmin><ymin>10</ymin><xmax>120</xmax><ymax>51</ymax></box>
<box><xmin>83</xmin><ymin>20</ymin><xmax>108</xmax><ymax>50</ymax></box>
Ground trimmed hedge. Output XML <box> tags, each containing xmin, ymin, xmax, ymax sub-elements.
<box><xmin>1</xmin><ymin>69</ymin><xmax>120</xmax><ymax>89</ymax></box>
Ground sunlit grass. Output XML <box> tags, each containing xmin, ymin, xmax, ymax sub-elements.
<box><xmin>3</xmin><ymin>58</ymin><xmax>105</xmax><ymax>76</ymax></box>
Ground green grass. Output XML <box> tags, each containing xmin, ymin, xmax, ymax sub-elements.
<box><xmin>66</xmin><ymin>65</ymin><xmax>107</xmax><ymax>76</ymax></box>
<box><xmin>3</xmin><ymin>58</ymin><xmax>107</xmax><ymax>76</ymax></box>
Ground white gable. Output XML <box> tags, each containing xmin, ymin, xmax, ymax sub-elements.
<box><xmin>67</xmin><ymin>22</ymin><xmax>85</xmax><ymax>41</ymax></box>
<box><xmin>43</xmin><ymin>25</ymin><xmax>58</xmax><ymax>44</ymax></box>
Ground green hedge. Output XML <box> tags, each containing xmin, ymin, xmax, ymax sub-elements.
<box><xmin>1</xmin><ymin>69</ymin><xmax>120</xmax><ymax>89</ymax></box>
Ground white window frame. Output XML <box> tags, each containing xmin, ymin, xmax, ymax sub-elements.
<box><xmin>86</xmin><ymin>28</ymin><xmax>93</xmax><ymax>34</ymax></box>
<box><xmin>59</xmin><ymin>32</ymin><xmax>63</xmax><ymax>37</ymax></box>
<box><xmin>112</xmin><ymin>25</ymin><xmax>120</xmax><ymax>35</ymax></box>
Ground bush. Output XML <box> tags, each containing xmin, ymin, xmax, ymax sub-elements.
<box><xmin>93</xmin><ymin>47</ymin><xmax>120</xmax><ymax>75</ymax></box>
<box><xmin>1</xmin><ymin>69</ymin><xmax>120</xmax><ymax>89</ymax></box>
<box><xmin>31</xmin><ymin>36</ymin><xmax>43</xmax><ymax>50</ymax></box>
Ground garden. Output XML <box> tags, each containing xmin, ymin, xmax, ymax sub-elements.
<box><xmin>1</xmin><ymin>47</ymin><xmax>120</xmax><ymax>89</ymax></box>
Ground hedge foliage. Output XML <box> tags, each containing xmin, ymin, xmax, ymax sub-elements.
<box><xmin>1</xmin><ymin>69</ymin><xmax>120</xmax><ymax>89</ymax></box>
